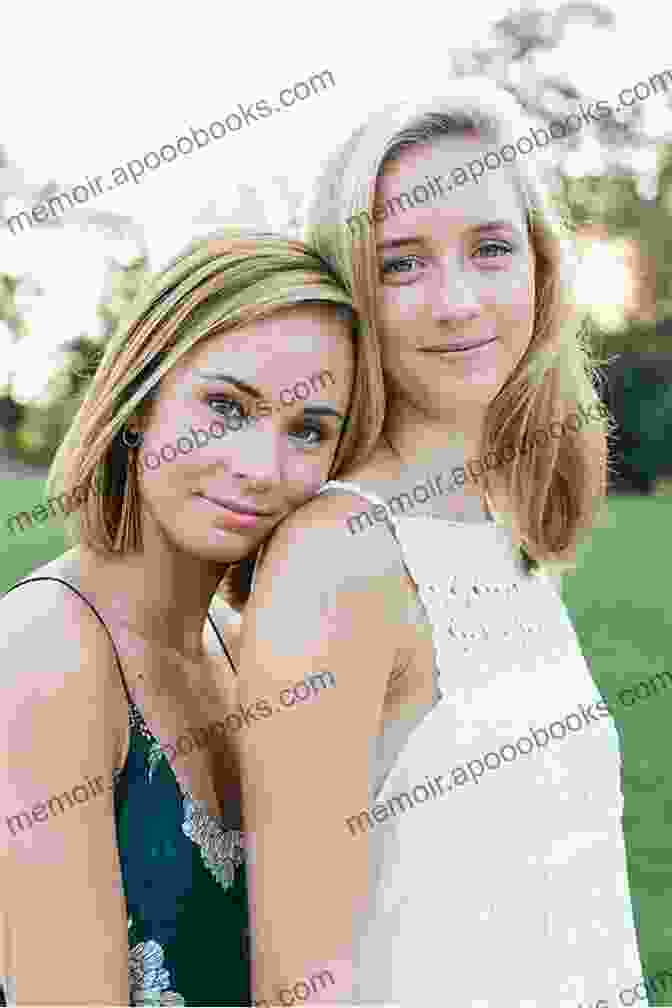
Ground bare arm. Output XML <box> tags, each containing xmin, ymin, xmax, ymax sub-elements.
<box><xmin>0</xmin><ymin>582</ymin><xmax>130</xmax><ymax>1004</ymax></box>
<box><xmin>235</xmin><ymin>493</ymin><xmax>412</xmax><ymax>1004</ymax></box>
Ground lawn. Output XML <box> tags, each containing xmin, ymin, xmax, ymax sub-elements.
<box><xmin>1</xmin><ymin>477</ymin><xmax>670</xmax><ymax>996</ymax></box>
<box><xmin>1</xmin><ymin>474</ymin><xmax>69</xmax><ymax>594</ymax></box>
<box><xmin>562</xmin><ymin>491</ymin><xmax>672</xmax><ymax>999</ymax></box>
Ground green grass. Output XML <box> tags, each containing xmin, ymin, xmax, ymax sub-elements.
<box><xmin>0</xmin><ymin>475</ymin><xmax>69</xmax><ymax>594</ymax></box>
<box><xmin>1</xmin><ymin>478</ymin><xmax>670</xmax><ymax>994</ymax></box>
<box><xmin>562</xmin><ymin>492</ymin><xmax>672</xmax><ymax>997</ymax></box>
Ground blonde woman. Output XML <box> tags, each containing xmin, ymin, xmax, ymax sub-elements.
<box><xmin>0</xmin><ymin>231</ymin><xmax>377</xmax><ymax>1006</ymax></box>
<box><xmin>233</xmin><ymin>84</ymin><xmax>647</xmax><ymax>1005</ymax></box>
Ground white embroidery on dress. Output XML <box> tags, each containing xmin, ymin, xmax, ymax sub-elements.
<box><xmin>181</xmin><ymin>796</ymin><xmax>245</xmax><ymax>891</ymax></box>
<box><xmin>128</xmin><ymin>938</ymin><xmax>186</xmax><ymax>1005</ymax></box>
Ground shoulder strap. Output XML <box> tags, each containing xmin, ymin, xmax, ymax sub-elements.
<box><xmin>5</xmin><ymin>577</ymin><xmax>237</xmax><ymax>682</ymax></box>
<box><xmin>317</xmin><ymin>478</ymin><xmax>391</xmax><ymax>511</ymax></box>
<box><xmin>206</xmin><ymin>611</ymin><xmax>237</xmax><ymax>676</ymax></box>
<box><xmin>4</xmin><ymin>578</ymin><xmax>239</xmax><ymax>765</ymax></box>
<box><xmin>317</xmin><ymin>479</ymin><xmax>403</xmax><ymax>534</ymax></box>
<box><xmin>317</xmin><ymin>481</ymin><xmax>440</xmax><ymax>689</ymax></box>
<box><xmin>3</xmin><ymin>576</ymin><xmax>133</xmax><ymax>707</ymax></box>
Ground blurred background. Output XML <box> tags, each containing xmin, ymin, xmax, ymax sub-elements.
<box><xmin>1</xmin><ymin>0</ymin><xmax>670</xmax><ymax>997</ymax></box>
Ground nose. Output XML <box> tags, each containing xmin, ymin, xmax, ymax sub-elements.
<box><xmin>431</xmin><ymin>260</ymin><xmax>482</xmax><ymax>324</ymax></box>
<box><xmin>227</xmin><ymin>420</ymin><xmax>284</xmax><ymax>489</ymax></box>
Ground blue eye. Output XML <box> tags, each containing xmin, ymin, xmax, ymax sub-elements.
<box><xmin>475</xmin><ymin>241</ymin><xmax>514</xmax><ymax>258</ymax></box>
<box><xmin>206</xmin><ymin>397</ymin><xmax>249</xmax><ymax>422</ymax></box>
<box><xmin>290</xmin><ymin>424</ymin><xmax>325</xmax><ymax>447</ymax></box>
<box><xmin>381</xmin><ymin>255</ymin><xmax>425</xmax><ymax>277</ymax></box>
<box><xmin>207</xmin><ymin>396</ymin><xmax>327</xmax><ymax>447</ymax></box>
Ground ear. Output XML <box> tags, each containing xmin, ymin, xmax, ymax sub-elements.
<box><xmin>121</xmin><ymin>413</ymin><xmax>145</xmax><ymax>441</ymax></box>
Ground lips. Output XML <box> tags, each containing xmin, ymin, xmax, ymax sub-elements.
<box><xmin>421</xmin><ymin>336</ymin><xmax>497</xmax><ymax>352</ymax></box>
<box><xmin>196</xmin><ymin>493</ymin><xmax>276</xmax><ymax>517</ymax></box>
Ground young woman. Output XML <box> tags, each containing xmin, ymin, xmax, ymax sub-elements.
<box><xmin>232</xmin><ymin>82</ymin><xmax>648</xmax><ymax>1006</ymax></box>
<box><xmin>0</xmin><ymin>230</ymin><xmax>378</xmax><ymax>1006</ymax></box>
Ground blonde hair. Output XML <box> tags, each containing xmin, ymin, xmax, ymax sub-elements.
<box><xmin>47</xmin><ymin>229</ymin><xmax>383</xmax><ymax>606</ymax></box>
<box><xmin>305</xmin><ymin>79</ymin><xmax>614</xmax><ymax>572</ymax></box>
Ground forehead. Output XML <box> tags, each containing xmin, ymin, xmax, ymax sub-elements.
<box><xmin>182</xmin><ymin>303</ymin><xmax>352</xmax><ymax>390</ymax></box>
<box><xmin>375</xmin><ymin>137</ymin><xmax>528</xmax><ymax>242</ymax></box>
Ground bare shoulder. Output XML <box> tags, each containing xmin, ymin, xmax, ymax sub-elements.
<box><xmin>243</xmin><ymin>487</ymin><xmax>414</xmax><ymax>681</ymax></box>
<box><xmin>255</xmin><ymin>486</ymin><xmax>407</xmax><ymax>593</ymax></box>
<box><xmin>0</xmin><ymin>572</ymin><xmax>131</xmax><ymax>1003</ymax></box>
<box><xmin>1</xmin><ymin>569</ymin><xmax>121</xmax><ymax>669</ymax></box>
<box><xmin>0</xmin><ymin>574</ymin><xmax>127</xmax><ymax>762</ymax></box>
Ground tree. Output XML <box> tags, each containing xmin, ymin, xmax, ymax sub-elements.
<box><xmin>450</xmin><ymin>2</ymin><xmax>672</xmax><ymax>346</ymax></box>
<box><xmin>451</xmin><ymin>1</ymin><xmax>668</xmax><ymax>168</ymax></box>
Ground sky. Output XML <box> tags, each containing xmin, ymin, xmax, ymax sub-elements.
<box><xmin>1</xmin><ymin>0</ymin><xmax>670</xmax><ymax>396</ymax></box>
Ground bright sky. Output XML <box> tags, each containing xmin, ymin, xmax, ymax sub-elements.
<box><xmin>1</xmin><ymin>0</ymin><xmax>670</xmax><ymax>394</ymax></box>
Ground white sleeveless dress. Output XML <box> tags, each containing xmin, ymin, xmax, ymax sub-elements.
<box><xmin>314</xmin><ymin>480</ymin><xmax>647</xmax><ymax>1008</ymax></box>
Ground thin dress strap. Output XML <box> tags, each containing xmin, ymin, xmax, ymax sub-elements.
<box><xmin>3</xmin><ymin>578</ymin><xmax>238</xmax><ymax>698</ymax></box>
<box><xmin>317</xmin><ymin>479</ymin><xmax>396</xmax><ymax>512</ymax></box>
<box><xmin>3</xmin><ymin>576</ymin><xmax>133</xmax><ymax>707</ymax></box>
<box><xmin>206</xmin><ymin>612</ymin><xmax>237</xmax><ymax>676</ymax></box>
<box><xmin>322</xmin><ymin>479</ymin><xmax>498</xmax><ymax>525</ymax></box>
<box><xmin>317</xmin><ymin>479</ymin><xmax>404</xmax><ymax>535</ymax></box>
<box><xmin>316</xmin><ymin>478</ymin><xmax>422</xmax><ymax>598</ymax></box>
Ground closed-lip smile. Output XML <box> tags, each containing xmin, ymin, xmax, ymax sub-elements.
<box><xmin>421</xmin><ymin>336</ymin><xmax>497</xmax><ymax>352</ymax></box>
<box><xmin>196</xmin><ymin>493</ymin><xmax>276</xmax><ymax>517</ymax></box>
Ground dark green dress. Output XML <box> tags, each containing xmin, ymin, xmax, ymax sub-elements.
<box><xmin>2</xmin><ymin>575</ymin><xmax>251</xmax><ymax>1007</ymax></box>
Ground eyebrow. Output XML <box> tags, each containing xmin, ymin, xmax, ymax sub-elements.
<box><xmin>194</xmin><ymin>370</ymin><xmax>345</xmax><ymax>421</ymax></box>
<box><xmin>303</xmin><ymin>406</ymin><xmax>346</xmax><ymax>421</ymax></box>
<box><xmin>376</xmin><ymin>220</ymin><xmax>524</xmax><ymax>252</ymax></box>
<box><xmin>195</xmin><ymin>371</ymin><xmax>263</xmax><ymax>398</ymax></box>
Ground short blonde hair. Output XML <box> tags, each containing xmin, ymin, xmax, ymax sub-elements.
<box><xmin>47</xmin><ymin>229</ymin><xmax>384</xmax><ymax>604</ymax></box>
<box><xmin>305</xmin><ymin>79</ymin><xmax>613</xmax><ymax>571</ymax></box>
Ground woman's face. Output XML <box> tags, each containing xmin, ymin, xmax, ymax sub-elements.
<box><xmin>132</xmin><ymin>303</ymin><xmax>354</xmax><ymax>562</ymax></box>
<box><xmin>374</xmin><ymin>136</ymin><xmax>536</xmax><ymax>426</ymax></box>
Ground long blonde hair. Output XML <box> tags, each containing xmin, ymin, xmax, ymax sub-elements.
<box><xmin>46</xmin><ymin>229</ymin><xmax>383</xmax><ymax>604</ymax></box>
<box><xmin>305</xmin><ymin>79</ymin><xmax>613</xmax><ymax>572</ymax></box>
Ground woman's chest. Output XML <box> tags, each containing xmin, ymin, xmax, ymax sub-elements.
<box><xmin>121</xmin><ymin>641</ymin><xmax>241</xmax><ymax>823</ymax></box>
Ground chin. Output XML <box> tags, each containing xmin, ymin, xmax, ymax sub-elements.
<box><xmin>163</xmin><ymin>522</ymin><xmax>251</xmax><ymax>566</ymax></box>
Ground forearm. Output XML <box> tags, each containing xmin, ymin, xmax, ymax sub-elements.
<box><xmin>240</xmin><ymin>744</ymin><xmax>365</xmax><ymax>1005</ymax></box>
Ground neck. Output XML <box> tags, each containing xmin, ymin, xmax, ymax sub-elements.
<box><xmin>78</xmin><ymin>533</ymin><xmax>229</xmax><ymax>662</ymax></box>
<box><xmin>383</xmin><ymin>394</ymin><xmax>487</xmax><ymax>478</ymax></box>
<box><xmin>347</xmin><ymin>393</ymin><xmax>500</xmax><ymax>522</ymax></box>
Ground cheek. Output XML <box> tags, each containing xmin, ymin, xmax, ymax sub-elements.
<box><xmin>380</xmin><ymin>286</ymin><xmax>425</xmax><ymax>329</ymax></box>
<box><xmin>486</xmin><ymin>265</ymin><xmax>535</xmax><ymax>329</ymax></box>
<box><xmin>378</xmin><ymin>294</ymin><xmax>427</xmax><ymax>370</ymax></box>
<box><xmin>509</xmin><ymin>285</ymin><xmax>536</xmax><ymax>339</ymax></box>
<box><xmin>507</xmin><ymin>289</ymin><xmax>535</xmax><ymax>326</ymax></box>
<box><xmin>138</xmin><ymin>433</ymin><xmax>206</xmax><ymax>491</ymax></box>
<box><xmin>511</xmin><ymin>257</ymin><xmax>535</xmax><ymax>311</ymax></box>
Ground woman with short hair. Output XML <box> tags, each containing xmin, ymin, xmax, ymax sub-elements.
<box><xmin>0</xmin><ymin>230</ymin><xmax>376</xmax><ymax>1005</ymax></box>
